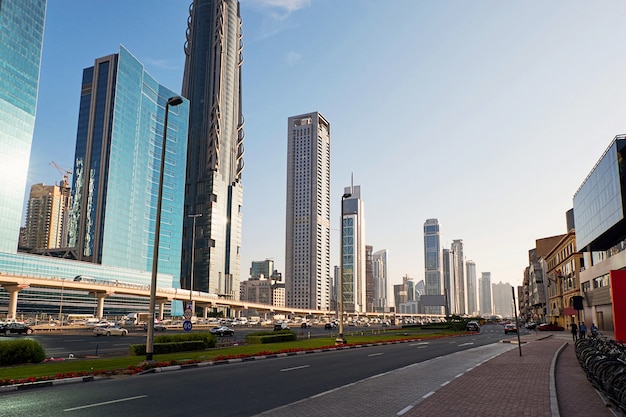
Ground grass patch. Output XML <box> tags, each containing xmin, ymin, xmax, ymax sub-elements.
<box><xmin>0</xmin><ymin>329</ymin><xmax>462</xmax><ymax>385</ymax></box>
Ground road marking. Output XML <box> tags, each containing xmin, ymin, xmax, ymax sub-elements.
<box><xmin>458</xmin><ymin>342</ymin><xmax>474</xmax><ymax>347</ymax></box>
<box><xmin>409</xmin><ymin>342</ymin><xmax>429</xmax><ymax>346</ymax></box>
<box><xmin>440</xmin><ymin>380</ymin><xmax>450</xmax><ymax>387</ymax></box>
<box><xmin>397</xmin><ymin>405</ymin><xmax>414</xmax><ymax>415</ymax></box>
<box><xmin>63</xmin><ymin>395</ymin><xmax>147</xmax><ymax>411</ymax></box>
<box><xmin>280</xmin><ymin>365</ymin><xmax>310</xmax><ymax>372</ymax></box>
<box><xmin>422</xmin><ymin>391</ymin><xmax>435</xmax><ymax>399</ymax></box>
<box><xmin>368</xmin><ymin>353</ymin><xmax>383</xmax><ymax>357</ymax></box>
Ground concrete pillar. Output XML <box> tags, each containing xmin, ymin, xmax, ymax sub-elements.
<box><xmin>3</xmin><ymin>285</ymin><xmax>25</xmax><ymax>319</ymax></box>
<box><xmin>95</xmin><ymin>293</ymin><xmax>108</xmax><ymax>318</ymax></box>
<box><xmin>158</xmin><ymin>301</ymin><xmax>166</xmax><ymax>320</ymax></box>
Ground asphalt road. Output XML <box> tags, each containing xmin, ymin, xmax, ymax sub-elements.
<box><xmin>0</xmin><ymin>325</ymin><xmax>522</xmax><ymax>416</ymax></box>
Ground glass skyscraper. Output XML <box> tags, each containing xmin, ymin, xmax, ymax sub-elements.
<box><xmin>0</xmin><ymin>0</ymin><xmax>46</xmax><ymax>253</ymax></box>
<box><xmin>68</xmin><ymin>45</ymin><xmax>189</xmax><ymax>293</ymax></box>
<box><xmin>181</xmin><ymin>0</ymin><xmax>244</xmax><ymax>299</ymax></box>
<box><xmin>423</xmin><ymin>218</ymin><xmax>443</xmax><ymax>314</ymax></box>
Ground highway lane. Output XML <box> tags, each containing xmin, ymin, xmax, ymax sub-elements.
<box><xmin>0</xmin><ymin>325</ymin><xmax>523</xmax><ymax>416</ymax></box>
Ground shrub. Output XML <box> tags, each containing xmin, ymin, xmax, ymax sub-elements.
<box><xmin>0</xmin><ymin>339</ymin><xmax>46</xmax><ymax>366</ymax></box>
<box><xmin>129</xmin><ymin>332</ymin><xmax>216</xmax><ymax>356</ymax></box>
<box><xmin>246</xmin><ymin>331</ymin><xmax>297</xmax><ymax>344</ymax></box>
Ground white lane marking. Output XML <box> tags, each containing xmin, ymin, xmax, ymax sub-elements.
<box><xmin>422</xmin><ymin>391</ymin><xmax>435</xmax><ymax>399</ymax></box>
<box><xmin>440</xmin><ymin>380</ymin><xmax>450</xmax><ymax>387</ymax></box>
<box><xmin>63</xmin><ymin>395</ymin><xmax>147</xmax><ymax>411</ymax></box>
<box><xmin>397</xmin><ymin>405</ymin><xmax>414</xmax><ymax>415</ymax></box>
<box><xmin>368</xmin><ymin>353</ymin><xmax>384</xmax><ymax>357</ymax></box>
<box><xmin>280</xmin><ymin>365</ymin><xmax>310</xmax><ymax>372</ymax></box>
<box><xmin>458</xmin><ymin>342</ymin><xmax>474</xmax><ymax>347</ymax></box>
<box><xmin>455</xmin><ymin>372</ymin><xmax>464</xmax><ymax>378</ymax></box>
<box><xmin>409</xmin><ymin>342</ymin><xmax>429</xmax><ymax>346</ymax></box>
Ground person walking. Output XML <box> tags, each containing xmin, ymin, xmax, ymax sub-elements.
<box><xmin>570</xmin><ymin>322</ymin><xmax>578</xmax><ymax>341</ymax></box>
<box><xmin>579</xmin><ymin>322</ymin><xmax>587</xmax><ymax>339</ymax></box>
<box><xmin>590</xmin><ymin>323</ymin><xmax>598</xmax><ymax>337</ymax></box>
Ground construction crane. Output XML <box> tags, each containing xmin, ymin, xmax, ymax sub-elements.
<box><xmin>50</xmin><ymin>161</ymin><xmax>72</xmax><ymax>188</ymax></box>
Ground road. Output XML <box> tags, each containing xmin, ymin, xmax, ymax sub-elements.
<box><xmin>0</xmin><ymin>324</ymin><xmax>524</xmax><ymax>416</ymax></box>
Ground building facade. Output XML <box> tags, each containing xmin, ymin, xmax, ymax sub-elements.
<box><xmin>285</xmin><ymin>112</ymin><xmax>331</xmax><ymax>310</ymax></box>
<box><xmin>423</xmin><ymin>219</ymin><xmax>443</xmax><ymax>314</ymax></box>
<box><xmin>0</xmin><ymin>0</ymin><xmax>46</xmax><ymax>253</ymax></box>
<box><xmin>181</xmin><ymin>0</ymin><xmax>245</xmax><ymax>299</ymax></box>
<box><xmin>23</xmin><ymin>183</ymin><xmax>69</xmax><ymax>250</ymax></box>
<box><xmin>341</xmin><ymin>185</ymin><xmax>366</xmax><ymax>313</ymax></box>
<box><xmin>479</xmin><ymin>272</ymin><xmax>492</xmax><ymax>316</ymax></box>
<box><xmin>365</xmin><ymin>245</ymin><xmax>374</xmax><ymax>312</ymax></box>
<box><xmin>492</xmin><ymin>281</ymin><xmax>513</xmax><ymax>318</ymax></box>
<box><xmin>451</xmin><ymin>239</ymin><xmax>465</xmax><ymax>315</ymax></box>
<box><xmin>466</xmin><ymin>260</ymin><xmax>477</xmax><ymax>316</ymax></box>
<box><xmin>372</xmin><ymin>249</ymin><xmax>388</xmax><ymax>312</ymax></box>
<box><xmin>67</xmin><ymin>45</ymin><xmax>189</xmax><ymax>293</ymax></box>
<box><xmin>442</xmin><ymin>248</ymin><xmax>452</xmax><ymax>316</ymax></box>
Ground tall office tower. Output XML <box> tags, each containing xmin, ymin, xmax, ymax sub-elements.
<box><xmin>372</xmin><ymin>249</ymin><xmax>388</xmax><ymax>311</ymax></box>
<box><xmin>24</xmin><ymin>183</ymin><xmax>69</xmax><ymax>250</ymax></box>
<box><xmin>250</xmin><ymin>259</ymin><xmax>274</xmax><ymax>280</ymax></box>
<box><xmin>68</xmin><ymin>45</ymin><xmax>189</xmax><ymax>289</ymax></box>
<box><xmin>365</xmin><ymin>245</ymin><xmax>374</xmax><ymax>312</ymax></box>
<box><xmin>0</xmin><ymin>0</ymin><xmax>46</xmax><ymax>253</ymax></box>
<box><xmin>341</xmin><ymin>185</ymin><xmax>366</xmax><ymax>313</ymax></box>
<box><xmin>423</xmin><ymin>219</ymin><xmax>443</xmax><ymax>314</ymax></box>
<box><xmin>451</xmin><ymin>239</ymin><xmax>465</xmax><ymax>315</ymax></box>
<box><xmin>181</xmin><ymin>0</ymin><xmax>245</xmax><ymax>299</ymax></box>
<box><xmin>466</xmin><ymin>260</ymin><xmax>477</xmax><ymax>315</ymax></box>
<box><xmin>442</xmin><ymin>248</ymin><xmax>452</xmax><ymax>315</ymax></box>
<box><xmin>492</xmin><ymin>281</ymin><xmax>513</xmax><ymax>317</ymax></box>
<box><xmin>285</xmin><ymin>112</ymin><xmax>331</xmax><ymax>310</ymax></box>
<box><xmin>331</xmin><ymin>265</ymin><xmax>340</xmax><ymax>311</ymax></box>
<box><xmin>479</xmin><ymin>272</ymin><xmax>493</xmax><ymax>315</ymax></box>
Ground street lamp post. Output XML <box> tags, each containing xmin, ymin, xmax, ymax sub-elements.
<box><xmin>188</xmin><ymin>213</ymin><xmax>202</xmax><ymax>314</ymax></box>
<box><xmin>146</xmin><ymin>95</ymin><xmax>183</xmax><ymax>361</ymax></box>
<box><xmin>336</xmin><ymin>192</ymin><xmax>351</xmax><ymax>345</ymax></box>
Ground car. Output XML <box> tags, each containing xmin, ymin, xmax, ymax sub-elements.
<box><xmin>0</xmin><ymin>322</ymin><xmax>34</xmax><ymax>335</ymax></box>
<box><xmin>300</xmin><ymin>322</ymin><xmax>311</xmax><ymax>328</ymax></box>
<box><xmin>93</xmin><ymin>325</ymin><xmax>128</xmax><ymax>336</ymax></box>
<box><xmin>142</xmin><ymin>322</ymin><xmax>166</xmax><ymax>332</ymax></box>
<box><xmin>210</xmin><ymin>326</ymin><xmax>234</xmax><ymax>336</ymax></box>
<box><xmin>504</xmin><ymin>324</ymin><xmax>518</xmax><ymax>334</ymax></box>
<box><xmin>538</xmin><ymin>323</ymin><xmax>565</xmax><ymax>331</ymax></box>
<box><xmin>324</xmin><ymin>323</ymin><xmax>335</xmax><ymax>330</ymax></box>
<box><xmin>525</xmin><ymin>322</ymin><xmax>537</xmax><ymax>330</ymax></box>
<box><xmin>466</xmin><ymin>321</ymin><xmax>480</xmax><ymax>332</ymax></box>
<box><xmin>273</xmin><ymin>323</ymin><xmax>290</xmax><ymax>331</ymax></box>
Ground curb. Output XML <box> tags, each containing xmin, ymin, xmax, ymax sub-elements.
<box><xmin>0</xmin><ymin>375</ymin><xmax>105</xmax><ymax>393</ymax></box>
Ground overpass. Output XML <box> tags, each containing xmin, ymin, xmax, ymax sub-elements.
<box><xmin>0</xmin><ymin>272</ymin><xmax>440</xmax><ymax>322</ymax></box>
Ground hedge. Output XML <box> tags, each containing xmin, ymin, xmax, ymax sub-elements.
<box><xmin>129</xmin><ymin>332</ymin><xmax>217</xmax><ymax>356</ymax></box>
<box><xmin>245</xmin><ymin>330</ymin><xmax>297</xmax><ymax>344</ymax></box>
<box><xmin>0</xmin><ymin>339</ymin><xmax>46</xmax><ymax>366</ymax></box>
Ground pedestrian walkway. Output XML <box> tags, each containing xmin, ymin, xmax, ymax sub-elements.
<box><xmin>256</xmin><ymin>331</ymin><xmax>620</xmax><ymax>417</ymax></box>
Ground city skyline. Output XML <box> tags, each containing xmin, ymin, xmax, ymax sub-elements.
<box><xmin>25</xmin><ymin>1</ymin><xmax>626</xmax><ymax>292</ymax></box>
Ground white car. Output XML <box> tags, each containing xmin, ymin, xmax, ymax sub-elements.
<box><xmin>93</xmin><ymin>325</ymin><xmax>128</xmax><ymax>336</ymax></box>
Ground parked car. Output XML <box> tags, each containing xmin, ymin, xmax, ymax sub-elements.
<box><xmin>300</xmin><ymin>322</ymin><xmax>311</xmax><ymax>328</ymax></box>
<box><xmin>525</xmin><ymin>322</ymin><xmax>537</xmax><ymax>330</ymax></box>
<box><xmin>210</xmin><ymin>326</ymin><xmax>234</xmax><ymax>336</ymax></box>
<box><xmin>142</xmin><ymin>322</ymin><xmax>166</xmax><ymax>332</ymax></box>
<box><xmin>538</xmin><ymin>323</ymin><xmax>565</xmax><ymax>331</ymax></box>
<box><xmin>273</xmin><ymin>323</ymin><xmax>290</xmax><ymax>331</ymax></box>
<box><xmin>0</xmin><ymin>322</ymin><xmax>34</xmax><ymax>335</ymax></box>
<box><xmin>466</xmin><ymin>321</ymin><xmax>480</xmax><ymax>332</ymax></box>
<box><xmin>93</xmin><ymin>325</ymin><xmax>128</xmax><ymax>336</ymax></box>
<box><xmin>504</xmin><ymin>324</ymin><xmax>518</xmax><ymax>334</ymax></box>
<box><xmin>324</xmin><ymin>323</ymin><xmax>336</xmax><ymax>330</ymax></box>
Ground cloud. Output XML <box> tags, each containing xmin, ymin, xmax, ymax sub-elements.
<box><xmin>285</xmin><ymin>51</ymin><xmax>302</xmax><ymax>67</ymax></box>
<box><xmin>247</xmin><ymin>0</ymin><xmax>311</xmax><ymax>20</ymax></box>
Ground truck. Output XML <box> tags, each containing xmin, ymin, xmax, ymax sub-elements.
<box><xmin>124</xmin><ymin>312</ymin><xmax>152</xmax><ymax>325</ymax></box>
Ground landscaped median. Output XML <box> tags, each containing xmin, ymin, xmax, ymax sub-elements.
<box><xmin>0</xmin><ymin>328</ymin><xmax>467</xmax><ymax>389</ymax></box>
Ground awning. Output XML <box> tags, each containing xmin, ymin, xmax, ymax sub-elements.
<box><xmin>563</xmin><ymin>307</ymin><xmax>577</xmax><ymax>316</ymax></box>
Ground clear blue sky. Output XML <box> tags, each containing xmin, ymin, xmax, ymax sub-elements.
<box><xmin>28</xmin><ymin>0</ymin><xmax>626</xmax><ymax>294</ymax></box>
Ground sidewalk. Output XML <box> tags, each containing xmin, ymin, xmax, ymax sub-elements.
<box><xmin>404</xmin><ymin>332</ymin><xmax>617</xmax><ymax>417</ymax></box>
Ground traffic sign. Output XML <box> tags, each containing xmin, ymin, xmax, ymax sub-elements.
<box><xmin>184</xmin><ymin>308</ymin><xmax>193</xmax><ymax>319</ymax></box>
<box><xmin>183</xmin><ymin>320</ymin><xmax>193</xmax><ymax>332</ymax></box>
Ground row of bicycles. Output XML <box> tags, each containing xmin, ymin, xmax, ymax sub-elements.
<box><xmin>575</xmin><ymin>334</ymin><xmax>626</xmax><ymax>413</ymax></box>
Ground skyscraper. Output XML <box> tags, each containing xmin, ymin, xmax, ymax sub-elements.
<box><xmin>479</xmin><ymin>272</ymin><xmax>493</xmax><ymax>316</ymax></box>
<box><xmin>466</xmin><ymin>260</ymin><xmax>477</xmax><ymax>315</ymax></box>
<box><xmin>68</xmin><ymin>45</ymin><xmax>189</xmax><ymax>290</ymax></box>
<box><xmin>442</xmin><ymin>248</ymin><xmax>452</xmax><ymax>315</ymax></box>
<box><xmin>372</xmin><ymin>249</ymin><xmax>388</xmax><ymax>311</ymax></box>
<box><xmin>181</xmin><ymin>0</ymin><xmax>245</xmax><ymax>299</ymax></box>
<box><xmin>285</xmin><ymin>112</ymin><xmax>331</xmax><ymax>310</ymax></box>
<box><xmin>24</xmin><ymin>183</ymin><xmax>69</xmax><ymax>250</ymax></box>
<box><xmin>342</xmin><ymin>185</ymin><xmax>366</xmax><ymax>313</ymax></box>
<box><xmin>423</xmin><ymin>218</ymin><xmax>443</xmax><ymax>314</ymax></box>
<box><xmin>451</xmin><ymin>239</ymin><xmax>465</xmax><ymax>315</ymax></box>
<box><xmin>0</xmin><ymin>0</ymin><xmax>46</xmax><ymax>253</ymax></box>
<box><xmin>365</xmin><ymin>245</ymin><xmax>374</xmax><ymax>312</ymax></box>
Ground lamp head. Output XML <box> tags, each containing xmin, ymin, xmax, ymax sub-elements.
<box><xmin>167</xmin><ymin>96</ymin><xmax>184</xmax><ymax>107</ymax></box>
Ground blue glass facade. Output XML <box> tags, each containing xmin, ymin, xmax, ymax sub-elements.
<box><xmin>0</xmin><ymin>0</ymin><xmax>46</xmax><ymax>253</ymax></box>
<box><xmin>68</xmin><ymin>46</ymin><xmax>189</xmax><ymax>301</ymax></box>
<box><xmin>573</xmin><ymin>136</ymin><xmax>626</xmax><ymax>250</ymax></box>
<box><xmin>424</xmin><ymin>218</ymin><xmax>442</xmax><ymax>314</ymax></box>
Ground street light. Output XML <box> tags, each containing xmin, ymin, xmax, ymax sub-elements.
<box><xmin>146</xmin><ymin>95</ymin><xmax>183</xmax><ymax>361</ymax></box>
<box><xmin>188</xmin><ymin>213</ymin><xmax>202</xmax><ymax>313</ymax></box>
<box><xmin>336</xmin><ymin>192</ymin><xmax>351</xmax><ymax>345</ymax></box>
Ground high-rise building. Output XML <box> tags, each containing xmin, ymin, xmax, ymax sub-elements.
<box><xmin>466</xmin><ymin>260</ymin><xmax>477</xmax><ymax>315</ymax></box>
<box><xmin>23</xmin><ymin>183</ymin><xmax>69</xmax><ymax>250</ymax></box>
<box><xmin>372</xmin><ymin>249</ymin><xmax>388</xmax><ymax>311</ymax></box>
<box><xmin>0</xmin><ymin>0</ymin><xmax>46</xmax><ymax>253</ymax></box>
<box><xmin>442</xmin><ymin>248</ymin><xmax>452</xmax><ymax>315</ymax></box>
<box><xmin>181</xmin><ymin>0</ymin><xmax>245</xmax><ymax>299</ymax></box>
<box><xmin>492</xmin><ymin>281</ymin><xmax>514</xmax><ymax>318</ymax></box>
<box><xmin>451</xmin><ymin>239</ymin><xmax>465</xmax><ymax>315</ymax></box>
<box><xmin>250</xmin><ymin>259</ymin><xmax>274</xmax><ymax>280</ymax></box>
<box><xmin>68</xmin><ymin>45</ymin><xmax>189</xmax><ymax>291</ymax></box>
<box><xmin>365</xmin><ymin>245</ymin><xmax>374</xmax><ymax>312</ymax></box>
<box><xmin>479</xmin><ymin>272</ymin><xmax>492</xmax><ymax>315</ymax></box>
<box><xmin>341</xmin><ymin>185</ymin><xmax>366</xmax><ymax>313</ymax></box>
<box><xmin>285</xmin><ymin>112</ymin><xmax>331</xmax><ymax>310</ymax></box>
<box><xmin>423</xmin><ymin>218</ymin><xmax>443</xmax><ymax>314</ymax></box>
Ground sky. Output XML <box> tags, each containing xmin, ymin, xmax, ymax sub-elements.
<box><xmin>27</xmin><ymin>0</ymin><xmax>626</xmax><ymax>295</ymax></box>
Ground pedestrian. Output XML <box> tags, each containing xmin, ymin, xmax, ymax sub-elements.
<box><xmin>590</xmin><ymin>323</ymin><xmax>598</xmax><ymax>337</ymax></box>
<box><xmin>579</xmin><ymin>322</ymin><xmax>587</xmax><ymax>339</ymax></box>
<box><xmin>570</xmin><ymin>322</ymin><xmax>578</xmax><ymax>341</ymax></box>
